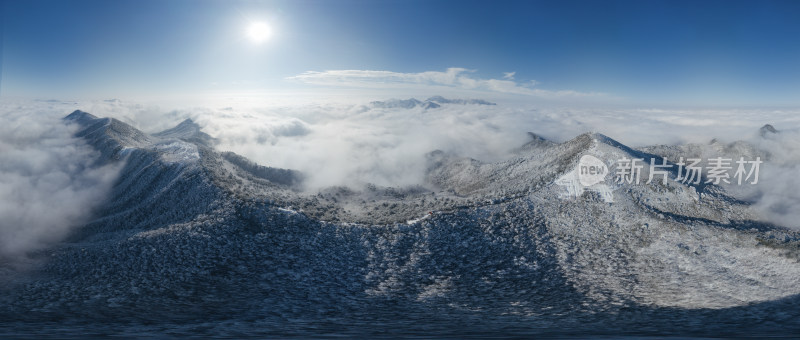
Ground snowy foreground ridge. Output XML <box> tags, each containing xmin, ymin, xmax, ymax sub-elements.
<box><xmin>2</xmin><ymin>109</ymin><xmax>800</xmax><ymax>337</ymax></box>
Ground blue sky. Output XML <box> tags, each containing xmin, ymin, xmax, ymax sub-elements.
<box><xmin>2</xmin><ymin>0</ymin><xmax>800</xmax><ymax>105</ymax></box>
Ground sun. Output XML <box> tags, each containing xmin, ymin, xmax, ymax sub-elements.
<box><xmin>246</xmin><ymin>21</ymin><xmax>272</xmax><ymax>43</ymax></box>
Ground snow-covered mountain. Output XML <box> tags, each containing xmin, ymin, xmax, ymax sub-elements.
<box><xmin>370</xmin><ymin>96</ymin><xmax>496</xmax><ymax>110</ymax></box>
<box><xmin>2</xmin><ymin>110</ymin><xmax>799</xmax><ymax>337</ymax></box>
<box><xmin>152</xmin><ymin>118</ymin><xmax>217</xmax><ymax>147</ymax></box>
<box><xmin>427</xmin><ymin>95</ymin><xmax>496</xmax><ymax>106</ymax></box>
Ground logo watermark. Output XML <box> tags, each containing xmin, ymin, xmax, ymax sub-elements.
<box><xmin>556</xmin><ymin>155</ymin><xmax>763</xmax><ymax>203</ymax></box>
<box><xmin>578</xmin><ymin>155</ymin><xmax>608</xmax><ymax>186</ymax></box>
<box><xmin>615</xmin><ymin>156</ymin><xmax>762</xmax><ymax>185</ymax></box>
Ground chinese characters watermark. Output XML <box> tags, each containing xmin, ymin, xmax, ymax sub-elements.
<box><xmin>615</xmin><ymin>157</ymin><xmax>762</xmax><ymax>185</ymax></box>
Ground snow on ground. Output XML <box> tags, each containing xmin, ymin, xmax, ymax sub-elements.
<box><xmin>3</xmin><ymin>98</ymin><xmax>800</xmax><ymax>337</ymax></box>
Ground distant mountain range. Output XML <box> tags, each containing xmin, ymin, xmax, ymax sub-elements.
<box><xmin>370</xmin><ymin>96</ymin><xmax>496</xmax><ymax>109</ymax></box>
<box><xmin>1</xmin><ymin>110</ymin><xmax>799</xmax><ymax>337</ymax></box>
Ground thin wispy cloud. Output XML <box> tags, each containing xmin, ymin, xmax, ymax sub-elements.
<box><xmin>286</xmin><ymin>68</ymin><xmax>609</xmax><ymax>99</ymax></box>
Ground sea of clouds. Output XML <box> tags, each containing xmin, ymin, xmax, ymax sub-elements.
<box><xmin>0</xmin><ymin>100</ymin><xmax>122</xmax><ymax>263</ymax></box>
<box><xmin>1</xmin><ymin>94</ymin><xmax>799</xmax><ymax>260</ymax></box>
<box><xmin>85</xmin><ymin>95</ymin><xmax>800</xmax><ymax>227</ymax></box>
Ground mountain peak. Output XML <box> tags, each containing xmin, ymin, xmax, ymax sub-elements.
<box><xmin>154</xmin><ymin>118</ymin><xmax>216</xmax><ymax>146</ymax></box>
<box><xmin>63</xmin><ymin>110</ymin><xmax>99</xmax><ymax>124</ymax></box>
<box><xmin>155</xmin><ymin>119</ymin><xmax>200</xmax><ymax>136</ymax></box>
<box><xmin>514</xmin><ymin>132</ymin><xmax>556</xmax><ymax>153</ymax></box>
<box><xmin>587</xmin><ymin>131</ymin><xmax>614</xmax><ymax>143</ymax></box>
<box><xmin>760</xmin><ymin>124</ymin><xmax>778</xmax><ymax>137</ymax></box>
<box><xmin>572</xmin><ymin>131</ymin><xmax>615</xmax><ymax>145</ymax></box>
<box><xmin>562</xmin><ymin>132</ymin><xmax>649</xmax><ymax>160</ymax></box>
<box><xmin>176</xmin><ymin>118</ymin><xmax>200</xmax><ymax>129</ymax></box>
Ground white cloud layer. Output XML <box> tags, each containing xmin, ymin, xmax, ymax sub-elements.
<box><xmin>6</xmin><ymin>96</ymin><xmax>800</xmax><ymax>233</ymax></box>
<box><xmin>744</xmin><ymin>129</ymin><xmax>800</xmax><ymax>228</ymax></box>
<box><xmin>286</xmin><ymin>68</ymin><xmax>608</xmax><ymax>99</ymax></box>
<box><xmin>0</xmin><ymin>101</ymin><xmax>122</xmax><ymax>261</ymax></box>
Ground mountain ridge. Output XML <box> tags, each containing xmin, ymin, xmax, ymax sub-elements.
<box><xmin>370</xmin><ymin>96</ymin><xmax>496</xmax><ymax>110</ymax></box>
<box><xmin>2</xmin><ymin>110</ymin><xmax>798</xmax><ymax>337</ymax></box>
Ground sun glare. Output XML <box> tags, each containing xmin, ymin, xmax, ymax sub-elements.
<box><xmin>247</xmin><ymin>21</ymin><xmax>272</xmax><ymax>43</ymax></box>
